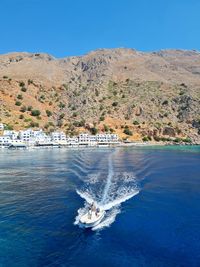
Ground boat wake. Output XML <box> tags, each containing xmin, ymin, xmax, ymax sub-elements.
<box><xmin>74</xmin><ymin>153</ymin><xmax>140</xmax><ymax>230</ymax></box>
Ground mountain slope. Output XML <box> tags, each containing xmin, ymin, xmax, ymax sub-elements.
<box><xmin>0</xmin><ymin>48</ymin><xmax>200</xmax><ymax>142</ymax></box>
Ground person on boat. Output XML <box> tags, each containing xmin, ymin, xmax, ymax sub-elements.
<box><xmin>95</xmin><ymin>207</ymin><xmax>100</xmax><ymax>217</ymax></box>
<box><xmin>91</xmin><ymin>202</ymin><xmax>96</xmax><ymax>213</ymax></box>
<box><xmin>88</xmin><ymin>207</ymin><xmax>92</xmax><ymax>219</ymax></box>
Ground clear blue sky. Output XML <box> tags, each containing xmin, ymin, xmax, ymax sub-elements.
<box><xmin>1</xmin><ymin>0</ymin><xmax>200</xmax><ymax>57</ymax></box>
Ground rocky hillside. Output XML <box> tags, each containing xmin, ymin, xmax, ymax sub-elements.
<box><xmin>0</xmin><ymin>48</ymin><xmax>200</xmax><ymax>143</ymax></box>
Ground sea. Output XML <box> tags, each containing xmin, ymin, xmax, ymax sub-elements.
<box><xmin>0</xmin><ymin>146</ymin><xmax>200</xmax><ymax>267</ymax></box>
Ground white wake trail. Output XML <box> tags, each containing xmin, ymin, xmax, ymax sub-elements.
<box><xmin>75</xmin><ymin>152</ymin><xmax>140</xmax><ymax>230</ymax></box>
<box><xmin>101</xmin><ymin>153</ymin><xmax>114</xmax><ymax>204</ymax></box>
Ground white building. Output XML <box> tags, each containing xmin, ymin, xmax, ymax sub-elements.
<box><xmin>19</xmin><ymin>129</ymin><xmax>50</xmax><ymax>145</ymax></box>
<box><xmin>0</xmin><ymin>128</ymin><xmax>119</xmax><ymax>148</ymax></box>
<box><xmin>0</xmin><ymin>123</ymin><xmax>4</xmax><ymax>131</ymax></box>
<box><xmin>78</xmin><ymin>133</ymin><xmax>97</xmax><ymax>146</ymax></box>
<box><xmin>96</xmin><ymin>134</ymin><xmax>119</xmax><ymax>146</ymax></box>
<box><xmin>66</xmin><ymin>137</ymin><xmax>79</xmax><ymax>146</ymax></box>
<box><xmin>51</xmin><ymin>131</ymin><xmax>66</xmax><ymax>143</ymax></box>
<box><xmin>3</xmin><ymin>130</ymin><xmax>19</xmax><ymax>140</ymax></box>
<box><xmin>0</xmin><ymin>136</ymin><xmax>11</xmax><ymax>147</ymax></box>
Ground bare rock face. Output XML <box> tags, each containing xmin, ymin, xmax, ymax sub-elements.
<box><xmin>135</xmin><ymin>107</ymin><xmax>143</xmax><ymax>116</ymax></box>
<box><xmin>162</xmin><ymin>127</ymin><xmax>176</xmax><ymax>137</ymax></box>
<box><xmin>0</xmin><ymin>48</ymin><xmax>200</xmax><ymax>143</ymax></box>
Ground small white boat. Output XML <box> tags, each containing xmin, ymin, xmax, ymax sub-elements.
<box><xmin>79</xmin><ymin>204</ymin><xmax>105</xmax><ymax>228</ymax></box>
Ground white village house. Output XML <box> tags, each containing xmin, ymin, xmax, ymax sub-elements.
<box><xmin>0</xmin><ymin>128</ymin><xmax>120</xmax><ymax>148</ymax></box>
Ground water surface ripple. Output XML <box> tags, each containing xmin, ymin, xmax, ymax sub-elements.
<box><xmin>0</xmin><ymin>146</ymin><xmax>200</xmax><ymax>267</ymax></box>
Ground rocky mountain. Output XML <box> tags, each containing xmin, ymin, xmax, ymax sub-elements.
<box><xmin>0</xmin><ymin>48</ymin><xmax>200</xmax><ymax>143</ymax></box>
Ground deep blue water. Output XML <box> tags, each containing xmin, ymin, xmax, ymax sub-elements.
<box><xmin>0</xmin><ymin>146</ymin><xmax>200</xmax><ymax>267</ymax></box>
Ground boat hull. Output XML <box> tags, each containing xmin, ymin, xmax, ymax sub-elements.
<box><xmin>79</xmin><ymin>210</ymin><xmax>105</xmax><ymax>228</ymax></box>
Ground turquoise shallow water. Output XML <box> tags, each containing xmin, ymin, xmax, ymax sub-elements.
<box><xmin>0</xmin><ymin>146</ymin><xmax>200</xmax><ymax>267</ymax></box>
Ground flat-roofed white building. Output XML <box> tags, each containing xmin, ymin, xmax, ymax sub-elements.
<box><xmin>3</xmin><ymin>130</ymin><xmax>18</xmax><ymax>140</ymax></box>
<box><xmin>66</xmin><ymin>136</ymin><xmax>79</xmax><ymax>147</ymax></box>
<box><xmin>51</xmin><ymin>131</ymin><xmax>66</xmax><ymax>142</ymax></box>
<box><xmin>19</xmin><ymin>129</ymin><xmax>50</xmax><ymax>145</ymax></box>
<box><xmin>96</xmin><ymin>133</ymin><xmax>119</xmax><ymax>146</ymax></box>
<box><xmin>78</xmin><ymin>133</ymin><xmax>97</xmax><ymax>146</ymax></box>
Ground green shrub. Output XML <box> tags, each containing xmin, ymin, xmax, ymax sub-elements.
<box><xmin>17</xmin><ymin>94</ymin><xmax>23</xmax><ymax>100</ymax></box>
<box><xmin>59</xmin><ymin>113</ymin><xmax>65</xmax><ymax>119</ymax></box>
<box><xmin>27</xmin><ymin>106</ymin><xmax>33</xmax><ymax>111</ymax></box>
<box><xmin>133</xmin><ymin>120</ymin><xmax>139</xmax><ymax>125</ymax></box>
<box><xmin>90</xmin><ymin>127</ymin><xmax>98</xmax><ymax>135</ymax></box>
<box><xmin>28</xmin><ymin>79</ymin><xmax>33</xmax><ymax>85</ymax></box>
<box><xmin>162</xmin><ymin>100</ymin><xmax>168</xmax><ymax>105</ymax></box>
<box><xmin>123</xmin><ymin>128</ymin><xmax>133</xmax><ymax>136</ymax></box>
<box><xmin>15</xmin><ymin>101</ymin><xmax>22</xmax><ymax>106</ymax></box>
<box><xmin>24</xmin><ymin>118</ymin><xmax>32</xmax><ymax>122</ymax></box>
<box><xmin>95</xmin><ymin>89</ymin><xmax>99</xmax><ymax>96</ymax></box>
<box><xmin>19</xmin><ymin>114</ymin><xmax>24</xmax><ymax>119</ymax></box>
<box><xmin>103</xmin><ymin>124</ymin><xmax>109</xmax><ymax>132</ymax></box>
<box><xmin>59</xmin><ymin>102</ymin><xmax>65</xmax><ymax>109</ymax></box>
<box><xmin>31</xmin><ymin>110</ymin><xmax>41</xmax><ymax>116</ymax></box>
<box><xmin>20</xmin><ymin>106</ymin><xmax>27</xmax><ymax>112</ymax></box>
<box><xmin>62</xmin><ymin>84</ymin><xmax>68</xmax><ymax>90</ymax></box>
<box><xmin>142</xmin><ymin>136</ymin><xmax>149</xmax><ymax>142</ymax></box>
<box><xmin>46</xmin><ymin>110</ymin><xmax>52</xmax><ymax>117</ymax></box>
<box><xmin>112</xmin><ymin>101</ymin><xmax>118</xmax><ymax>107</ymax></box>
<box><xmin>3</xmin><ymin>75</ymin><xmax>8</xmax><ymax>79</ymax></box>
<box><xmin>19</xmin><ymin>81</ymin><xmax>25</xmax><ymax>87</ymax></box>
<box><xmin>72</xmin><ymin>112</ymin><xmax>77</xmax><ymax>117</ymax></box>
<box><xmin>183</xmin><ymin>137</ymin><xmax>192</xmax><ymax>143</ymax></box>
<box><xmin>174</xmin><ymin>137</ymin><xmax>182</xmax><ymax>143</ymax></box>
<box><xmin>73</xmin><ymin>120</ymin><xmax>85</xmax><ymax>127</ymax></box>
<box><xmin>4</xmin><ymin>124</ymin><xmax>13</xmax><ymax>130</ymax></box>
<box><xmin>99</xmin><ymin>116</ymin><xmax>105</xmax><ymax>121</ymax></box>
<box><xmin>99</xmin><ymin>105</ymin><xmax>104</xmax><ymax>111</ymax></box>
<box><xmin>29</xmin><ymin>121</ymin><xmax>39</xmax><ymax>128</ymax></box>
<box><xmin>21</xmin><ymin>87</ymin><xmax>27</xmax><ymax>92</ymax></box>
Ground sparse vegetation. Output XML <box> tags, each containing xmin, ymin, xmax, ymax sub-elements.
<box><xmin>28</xmin><ymin>79</ymin><xmax>33</xmax><ymax>85</ymax></box>
<box><xmin>15</xmin><ymin>101</ymin><xmax>22</xmax><ymax>106</ymax></box>
<box><xmin>59</xmin><ymin>102</ymin><xmax>65</xmax><ymax>109</ymax></box>
<box><xmin>133</xmin><ymin>120</ymin><xmax>139</xmax><ymax>125</ymax></box>
<box><xmin>112</xmin><ymin>101</ymin><xmax>118</xmax><ymax>107</ymax></box>
<box><xmin>20</xmin><ymin>106</ymin><xmax>27</xmax><ymax>112</ymax></box>
<box><xmin>21</xmin><ymin>87</ymin><xmax>27</xmax><ymax>92</ymax></box>
<box><xmin>99</xmin><ymin>116</ymin><xmax>105</xmax><ymax>121</ymax></box>
<box><xmin>29</xmin><ymin>121</ymin><xmax>39</xmax><ymax>128</ymax></box>
<box><xmin>27</xmin><ymin>106</ymin><xmax>33</xmax><ymax>111</ymax></box>
<box><xmin>19</xmin><ymin>114</ymin><xmax>24</xmax><ymax>119</ymax></box>
<box><xmin>59</xmin><ymin>113</ymin><xmax>65</xmax><ymax>119</ymax></box>
<box><xmin>4</xmin><ymin>124</ymin><xmax>13</xmax><ymax>130</ymax></box>
<box><xmin>31</xmin><ymin>110</ymin><xmax>41</xmax><ymax>116</ymax></box>
<box><xmin>17</xmin><ymin>94</ymin><xmax>23</xmax><ymax>100</ymax></box>
<box><xmin>19</xmin><ymin>81</ymin><xmax>25</xmax><ymax>87</ymax></box>
<box><xmin>90</xmin><ymin>127</ymin><xmax>98</xmax><ymax>135</ymax></box>
<box><xmin>123</xmin><ymin>127</ymin><xmax>133</xmax><ymax>136</ymax></box>
<box><xmin>46</xmin><ymin>110</ymin><xmax>52</xmax><ymax>117</ymax></box>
